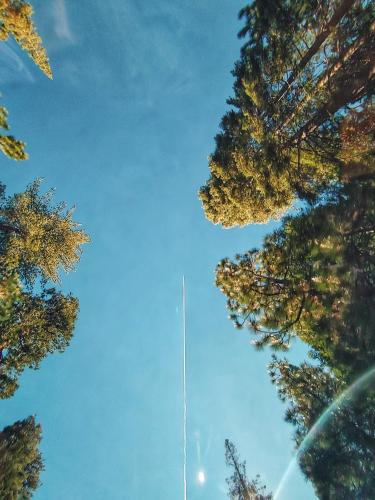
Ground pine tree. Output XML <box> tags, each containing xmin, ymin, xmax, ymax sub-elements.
<box><xmin>339</xmin><ymin>104</ymin><xmax>375</xmax><ymax>179</ymax></box>
<box><xmin>0</xmin><ymin>181</ymin><xmax>88</xmax><ymax>397</ymax></box>
<box><xmin>200</xmin><ymin>0</ymin><xmax>375</xmax><ymax>226</ymax></box>
<box><xmin>0</xmin><ymin>267</ymin><xmax>21</xmax><ymax>322</ymax></box>
<box><xmin>269</xmin><ymin>358</ymin><xmax>375</xmax><ymax>499</ymax></box>
<box><xmin>0</xmin><ymin>1</ymin><xmax>52</xmax><ymax>161</ymax></box>
<box><xmin>225</xmin><ymin>439</ymin><xmax>272</xmax><ymax>500</ymax></box>
<box><xmin>0</xmin><ymin>179</ymin><xmax>89</xmax><ymax>284</ymax></box>
<box><xmin>216</xmin><ymin>177</ymin><xmax>375</xmax><ymax>375</ymax></box>
<box><xmin>0</xmin><ymin>415</ymin><xmax>44</xmax><ymax>498</ymax></box>
<box><xmin>0</xmin><ymin>287</ymin><xmax>78</xmax><ymax>398</ymax></box>
<box><xmin>0</xmin><ymin>0</ymin><xmax>52</xmax><ymax>78</ymax></box>
<box><xmin>0</xmin><ymin>105</ymin><xmax>28</xmax><ymax>161</ymax></box>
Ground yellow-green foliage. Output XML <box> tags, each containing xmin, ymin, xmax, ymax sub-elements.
<box><xmin>0</xmin><ymin>416</ymin><xmax>43</xmax><ymax>496</ymax></box>
<box><xmin>242</xmin><ymin>79</ymin><xmax>260</xmax><ymax>106</ymax></box>
<box><xmin>3</xmin><ymin>180</ymin><xmax>90</xmax><ymax>283</ymax></box>
<box><xmin>200</xmin><ymin>150</ymin><xmax>294</xmax><ymax>226</ymax></box>
<box><xmin>201</xmin><ymin>0</ymin><xmax>373</xmax><ymax>227</ymax></box>
<box><xmin>0</xmin><ymin>181</ymin><xmax>88</xmax><ymax>398</ymax></box>
<box><xmin>289</xmin><ymin>147</ymin><xmax>338</xmax><ymax>186</ymax></box>
<box><xmin>0</xmin><ymin>106</ymin><xmax>8</xmax><ymax>129</ymax></box>
<box><xmin>0</xmin><ymin>269</ymin><xmax>79</xmax><ymax>398</ymax></box>
<box><xmin>0</xmin><ymin>105</ymin><xmax>28</xmax><ymax>161</ymax></box>
<box><xmin>0</xmin><ymin>0</ymin><xmax>52</xmax><ymax>78</ymax></box>
<box><xmin>0</xmin><ymin>135</ymin><xmax>27</xmax><ymax>160</ymax></box>
<box><xmin>0</xmin><ymin>271</ymin><xmax>21</xmax><ymax>321</ymax></box>
<box><xmin>0</xmin><ymin>0</ymin><xmax>53</xmax><ymax>161</ymax></box>
<box><xmin>339</xmin><ymin>105</ymin><xmax>375</xmax><ymax>178</ymax></box>
<box><xmin>216</xmin><ymin>178</ymin><xmax>375</xmax><ymax>373</ymax></box>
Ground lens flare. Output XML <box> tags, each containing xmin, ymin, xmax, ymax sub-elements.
<box><xmin>197</xmin><ymin>470</ymin><xmax>206</xmax><ymax>484</ymax></box>
<box><xmin>274</xmin><ymin>365</ymin><xmax>375</xmax><ymax>499</ymax></box>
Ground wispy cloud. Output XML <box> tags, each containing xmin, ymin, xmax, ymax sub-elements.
<box><xmin>52</xmin><ymin>0</ymin><xmax>74</xmax><ymax>43</ymax></box>
<box><xmin>0</xmin><ymin>42</ymin><xmax>34</xmax><ymax>84</ymax></box>
<box><xmin>91</xmin><ymin>0</ymin><xmax>195</xmax><ymax>99</ymax></box>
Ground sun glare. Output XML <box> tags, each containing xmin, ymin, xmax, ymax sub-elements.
<box><xmin>197</xmin><ymin>470</ymin><xmax>206</xmax><ymax>484</ymax></box>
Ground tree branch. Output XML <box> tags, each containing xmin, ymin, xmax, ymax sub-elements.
<box><xmin>275</xmin><ymin>0</ymin><xmax>357</xmax><ymax>103</ymax></box>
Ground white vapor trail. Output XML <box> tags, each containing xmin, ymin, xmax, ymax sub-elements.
<box><xmin>182</xmin><ymin>276</ymin><xmax>187</xmax><ymax>500</ymax></box>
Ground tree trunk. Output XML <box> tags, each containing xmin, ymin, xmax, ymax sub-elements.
<box><xmin>275</xmin><ymin>0</ymin><xmax>357</xmax><ymax>103</ymax></box>
<box><xmin>0</xmin><ymin>221</ymin><xmax>19</xmax><ymax>235</ymax></box>
<box><xmin>290</xmin><ymin>60</ymin><xmax>375</xmax><ymax>144</ymax></box>
<box><xmin>341</xmin><ymin>162</ymin><xmax>375</xmax><ymax>182</ymax></box>
<box><xmin>277</xmin><ymin>24</ymin><xmax>374</xmax><ymax>133</ymax></box>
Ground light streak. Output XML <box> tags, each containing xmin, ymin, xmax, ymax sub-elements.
<box><xmin>182</xmin><ymin>276</ymin><xmax>187</xmax><ymax>500</ymax></box>
<box><xmin>274</xmin><ymin>365</ymin><xmax>375</xmax><ymax>499</ymax></box>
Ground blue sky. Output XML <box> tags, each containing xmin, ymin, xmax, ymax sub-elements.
<box><xmin>0</xmin><ymin>1</ymin><xmax>315</xmax><ymax>498</ymax></box>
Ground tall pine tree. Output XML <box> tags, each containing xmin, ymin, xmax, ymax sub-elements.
<box><xmin>0</xmin><ymin>180</ymin><xmax>88</xmax><ymax>397</ymax></box>
<box><xmin>269</xmin><ymin>357</ymin><xmax>375</xmax><ymax>499</ymax></box>
<box><xmin>216</xmin><ymin>177</ymin><xmax>375</xmax><ymax>376</ymax></box>
<box><xmin>0</xmin><ymin>0</ymin><xmax>52</xmax><ymax>160</ymax></box>
<box><xmin>0</xmin><ymin>0</ymin><xmax>52</xmax><ymax>78</ymax></box>
<box><xmin>200</xmin><ymin>0</ymin><xmax>375</xmax><ymax>226</ymax></box>
<box><xmin>225</xmin><ymin>439</ymin><xmax>272</xmax><ymax>500</ymax></box>
<box><xmin>0</xmin><ymin>415</ymin><xmax>44</xmax><ymax>498</ymax></box>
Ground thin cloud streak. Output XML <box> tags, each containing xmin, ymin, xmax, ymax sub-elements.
<box><xmin>0</xmin><ymin>42</ymin><xmax>34</xmax><ymax>84</ymax></box>
<box><xmin>52</xmin><ymin>0</ymin><xmax>74</xmax><ymax>43</ymax></box>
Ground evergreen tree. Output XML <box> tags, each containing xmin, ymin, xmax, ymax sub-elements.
<box><xmin>0</xmin><ymin>0</ymin><xmax>52</xmax><ymax>78</ymax></box>
<box><xmin>0</xmin><ymin>181</ymin><xmax>88</xmax><ymax>397</ymax></box>
<box><xmin>339</xmin><ymin>104</ymin><xmax>375</xmax><ymax>179</ymax></box>
<box><xmin>0</xmin><ymin>287</ymin><xmax>78</xmax><ymax>398</ymax></box>
<box><xmin>216</xmin><ymin>177</ymin><xmax>375</xmax><ymax>375</ymax></box>
<box><xmin>0</xmin><ymin>1</ymin><xmax>52</xmax><ymax>160</ymax></box>
<box><xmin>0</xmin><ymin>105</ymin><xmax>27</xmax><ymax>161</ymax></box>
<box><xmin>0</xmin><ymin>415</ymin><xmax>43</xmax><ymax>499</ymax></box>
<box><xmin>225</xmin><ymin>439</ymin><xmax>272</xmax><ymax>500</ymax></box>
<box><xmin>0</xmin><ymin>267</ymin><xmax>21</xmax><ymax>322</ymax></box>
<box><xmin>200</xmin><ymin>0</ymin><xmax>375</xmax><ymax>226</ymax></box>
<box><xmin>269</xmin><ymin>358</ymin><xmax>375</xmax><ymax>499</ymax></box>
<box><xmin>0</xmin><ymin>180</ymin><xmax>89</xmax><ymax>284</ymax></box>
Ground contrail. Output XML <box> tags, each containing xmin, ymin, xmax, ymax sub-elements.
<box><xmin>182</xmin><ymin>276</ymin><xmax>187</xmax><ymax>500</ymax></box>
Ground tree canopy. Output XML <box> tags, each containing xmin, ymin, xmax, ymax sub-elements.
<box><xmin>0</xmin><ymin>2</ymin><xmax>85</xmax><ymax>496</ymax></box>
<box><xmin>0</xmin><ymin>415</ymin><xmax>44</xmax><ymax>499</ymax></box>
<box><xmin>0</xmin><ymin>180</ymin><xmax>89</xmax><ymax>284</ymax></box>
<box><xmin>200</xmin><ymin>0</ymin><xmax>374</xmax><ymax>226</ymax></box>
<box><xmin>0</xmin><ymin>181</ymin><xmax>88</xmax><ymax>397</ymax></box>
<box><xmin>216</xmin><ymin>177</ymin><xmax>375</xmax><ymax>375</ymax></box>
<box><xmin>0</xmin><ymin>0</ymin><xmax>52</xmax><ymax>78</ymax></box>
<box><xmin>0</xmin><ymin>288</ymin><xmax>78</xmax><ymax>398</ymax></box>
<box><xmin>0</xmin><ymin>0</ymin><xmax>52</xmax><ymax>161</ymax></box>
<box><xmin>0</xmin><ymin>105</ymin><xmax>27</xmax><ymax>161</ymax></box>
<box><xmin>207</xmin><ymin>2</ymin><xmax>375</xmax><ymax>497</ymax></box>
<box><xmin>225</xmin><ymin>439</ymin><xmax>272</xmax><ymax>500</ymax></box>
<box><xmin>269</xmin><ymin>358</ymin><xmax>375</xmax><ymax>499</ymax></box>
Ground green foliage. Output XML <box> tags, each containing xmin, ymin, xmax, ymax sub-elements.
<box><xmin>0</xmin><ymin>179</ymin><xmax>90</xmax><ymax>284</ymax></box>
<box><xmin>0</xmin><ymin>181</ymin><xmax>88</xmax><ymax>397</ymax></box>
<box><xmin>0</xmin><ymin>106</ymin><xmax>27</xmax><ymax>161</ymax></box>
<box><xmin>0</xmin><ymin>0</ymin><xmax>52</xmax><ymax>78</ymax></box>
<box><xmin>0</xmin><ymin>288</ymin><xmax>78</xmax><ymax>398</ymax></box>
<box><xmin>200</xmin><ymin>0</ymin><xmax>375</xmax><ymax>226</ymax></box>
<box><xmin>225</xmin><ymin>439</ymin><xmax>272</xmax><ymax>500</ymax></box>
<box><xmin>210</xmin><ymin>2</ymin><xmax>375</xmax><ymax>497</ymax></box>
<box><xmin>200</xmin><ymin>112</ymin><xmax>295</xmax><ymax>225</ymax></box>
<box><xmin>269</xmin><ymin>358</ymin><xmax>375</xmax><ymax>499</ymax></box>
<box><xmin>339</xmin><ymin>104</ymin><xmax>375</xmax><ymax>177</ymax></box>
<box><xmin>0</xmin><ymin>134</ymin><xmax>28</xmax><ymax>160</ymax></box>
<box><xmin>0</xmin><ymin>268</ymin><xmax>21</xmax><ymax>322</ymax></box>
<box><xmin>0</xmin><ymin>1</ymin><xmax>52</xmax><ymax>161</ymax></box>
<box><xmin>0</xmin><ymin>415</ymin><xmax>44</xmax><ymax>499</ymax></box>
<box><xmin>216</xmin><ymin>178</ymin><xmax>375</xmax><ymax>375</ymax></box>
